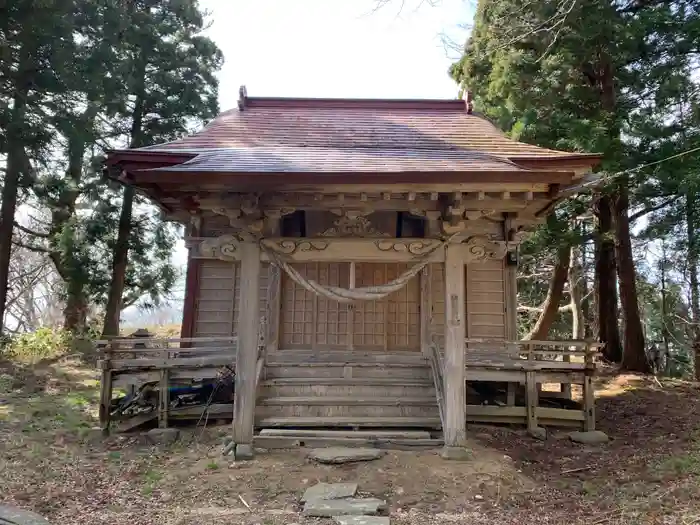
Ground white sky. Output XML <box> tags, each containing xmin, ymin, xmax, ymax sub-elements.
<box><xmin>198</xmin><ymin>0</ymin><xmax>472</xmax><ymax>107</ymax></box>
<box><xmin>172</xmin><ymin>0</ymin><xmax>472</xmax><ymax>259</ymax></box>
<box><xmin>127</xmin><ymin>0</ymin><xmax>474</xmax><ymax>324</ymax></box>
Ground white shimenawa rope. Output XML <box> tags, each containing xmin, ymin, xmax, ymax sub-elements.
<box><xmin>261</xmin><ymin>236</ymin><xmax>454</xmax><ymax>304</ymax></box>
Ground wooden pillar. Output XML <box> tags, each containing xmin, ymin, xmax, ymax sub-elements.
<box><xmin>442</xmin><ymin>244</ymin><xmax>468</xmax><ymax>458</ymax></box>
<box><xmin>180</xmin><ymin>214</ymin><xmax>201</xmax><ymax>340</ymax></box>
<box><xmin>232</xmin><ymin>241</ymin><xmax>262</xmax><ymax>459</ymax></box>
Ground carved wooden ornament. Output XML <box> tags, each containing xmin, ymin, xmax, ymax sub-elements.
<box><xmin>375</xmin><ymin>239</ymin><xmax>439</xmax><ymax>255</ymax></box>
<box><xmin>265</xmin><ymin>239</ymin><xmax>329</xmax><ymax>255</ymax></box>
<box><xmin>463</xmin><ymin>235</ymin><xmax>508</xmax><ymax>262</ymax></box>
<box><xmin>199</xmin><ymin>235</ymin><xmax>241</xmax><ymax>261</ymax></box>
<box><xmin>320</xmin><ymin>214</ymin><xmax>390</xmax><ymax>238</ymax></box>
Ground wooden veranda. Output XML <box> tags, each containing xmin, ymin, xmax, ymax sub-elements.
<box><xmin>98</xmin><ymin>334</ymin><xmax>600</xmax><ymax>441</ymax></box>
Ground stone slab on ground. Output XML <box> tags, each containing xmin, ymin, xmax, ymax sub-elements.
<box><xmin>569</xmin><ymin>430</ymin><xmax>609</xmax><ymax>444</ymax></box>
<box><xmin>146</xmin><ymin>427</ymin><xmax>180</xmax><ymax>446</ymax></box>
<box><xmin>528</xmin><ymin>426</ymin><xmax>547</xmax><ymax>441</ymax></box>
<box><xmin>440</xmin><ymin>446</ymin><xmax>472</xmax><ymax>460</ymax></box>
<box><xmin>235</xmin><ymin>443</ymin><xmax>255</xmax><ymax>460</ymax></box>
<box><xmin>301</xmin><ymin>482</ymin><xmax>358</xmax><ymax>503</ymax></box>
<box><xmin>308</xmin><ymin>447</ymin><xmax>385</xmax><ymax>464</ymax></box>
<box><xmin>0</xmin><ymin>505</ymin><xmax>51</xmax><ymax>524</ymax></box>
<box><xmin>334</xmin><ymin>516</ymin><xmax>391</xmax><ymax>525</ymax></box>
<box><xmin>303</xmin><ymin>498</ymin><xmax>386</xmax><ymax>517</ymax></box>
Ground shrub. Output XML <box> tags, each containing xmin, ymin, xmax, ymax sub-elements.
<box><xmin>4</xmin><ymin>327</ymin><xmax>74</xmax><ymax>364</ymax></box>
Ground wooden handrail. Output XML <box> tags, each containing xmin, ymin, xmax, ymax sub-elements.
<box><xmin>427</xmin><ymin>341</ymin><xmax>446</xmax><ymax>431</ymax></box>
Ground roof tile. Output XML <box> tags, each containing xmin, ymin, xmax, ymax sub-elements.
<box><xmin>141</xmin><ymin>99</ymin><xmax>587</xmax><ymax>160</ymax></box>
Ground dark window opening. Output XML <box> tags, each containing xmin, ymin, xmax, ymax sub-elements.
<box><xmin>281</xmin><ymin>210</ymin><xmax>306</xmax><ymax>237</ymax></box>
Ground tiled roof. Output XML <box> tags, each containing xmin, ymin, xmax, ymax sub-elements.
<box><xmin>140</xmin><ymin>97</ymin><xmax>596</xmax><ymax>163</ymax></box>
<box><xmin>146</xmin><ymin>146</ymin><xmax>529</xmax><ymax>173</ymax></box>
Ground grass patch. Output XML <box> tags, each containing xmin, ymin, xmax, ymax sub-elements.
<box><xmin>654</xmin><ymin>433</ymin><xmax>700</xmax><ymax>477</ymax></box>
<box><xmin>206</xmin><ymin>460</ymin><xmax>220</xmax><ymax>470</ymax></box>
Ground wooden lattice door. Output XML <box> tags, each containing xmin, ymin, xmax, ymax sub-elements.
<box><xmin>280</xmin><ymin>262</ymin><xmax>421</xmax><ymax>351</ymax></box>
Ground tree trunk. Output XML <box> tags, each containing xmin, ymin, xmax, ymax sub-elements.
<box><xmin>524</xmin><ymin>245</ymin><xmax>571</xmax><ymax>340</ymax></box>
<box><xmin>63</xmin><ymin>281</ymin><xmax>88</xmax><ymax>333</ymax></box>
<box><xmin>54</xmin><ymin>104</ymin><xmax>98</xmax><ymax>333</ymax></box>
<box><xmin>101</xmin><ymin>52</ymin><xmax>147</xmax><ymax>338</ymax></box>
<box><xmin>594</xmin><ymin>195</ymin><xmax>622</xmax><ymax>362</ymax></box>
<box><xmin>0</xmin><ymin>91</ymin><xmax>28</xmax><ymax>335</ymax></box>
<box><xmin>686</xmin><ymin>190</ymin><xmax>700</xmax><ymax>380</ymax></box>
<box><xmin>569</xmin><ymin>246</ymin><xmax>585</xmax><ymax>339</ymax></box>
<box><xmin>613</xmin><ymin>183</ymin><xmax>649</xmax><ymax>373</ymax></box>
<box><xmin>102</xmin><ymin>184</ymin><xmax>135</xmax><ymax>337</ymax></box>
<box><xmin>659</xmin><ymin>241</ymin><xmax>671</xmax><ymax>375</ymax></box>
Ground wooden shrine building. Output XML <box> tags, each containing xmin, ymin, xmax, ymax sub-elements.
<box><xmin>102</xmin><ymin>89</ymin><xmax>601</xmax><ymax>458</ymax></box>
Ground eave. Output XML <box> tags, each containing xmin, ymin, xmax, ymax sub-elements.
<box><xmin>126</xmin><ymin>169</ymin><xmax>577</xmax><ymax>187</ymax></box>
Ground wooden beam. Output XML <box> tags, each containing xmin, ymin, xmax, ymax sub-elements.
<box><xmin>443</xmin><ymin>245</ymin><xmax>467</xmax><ymax>452</ymax></box>
<box><xmin>232</xmin><ymin>241</ymin><xmax>262</xmax><ymax>458</ymax></box>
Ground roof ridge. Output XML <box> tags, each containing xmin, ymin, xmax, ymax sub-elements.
<box><xmin>238</xmin><ymin>96</ymin><xmax>468</xmax><ymax>112</ymax></box>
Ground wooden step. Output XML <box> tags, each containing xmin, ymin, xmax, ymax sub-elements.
<box><xmin>261</xmin><ymin>377</ymin><xmax>434</xmax><ymax>386</ymax></box>
<box><xmin>255</xmin><ymin>416</ymin><xmax>442</xmax><ymax>429</ymax></box>
<box><xmin>259</xmin><ymin>428</ymin><xmax>433</xmax><ymax>439</ymax></box>
<box><xmin>259</xmin><ymin>396</ymin><xmax>437</xmax><ymax>406</ymax></box>
<box><xmin>267</xmin><ymin>350</ymin><xmax>427</xmax><ymax>365</ymax></box>
<box><xmin>254</xmin><ymin>434</ymin><xmax>444</xmax><ymax>450</ymax></box>
<box><xmin>264</xmin><ymin>363</ymin><xmax>430</xmax><ymax>380</ymax></box>
<box><xmin>257</xmin><ymin>405</ymin><xmax>438</xmax><ymax>418</ymax></box>
<box><xmin>259</xmin><ymin>378</ymin><xmax>436</xmax><ymax>398</ymax></box>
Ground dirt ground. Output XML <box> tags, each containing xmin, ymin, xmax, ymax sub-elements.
<box><xmin>1</xmin><ymin>357</ymin><xmax>699</xmax><ymax>525</ymax></box>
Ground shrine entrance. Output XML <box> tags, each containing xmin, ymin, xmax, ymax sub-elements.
<box><xmin>279</xmin><ymin>262</ymin><xmax>421</xmax><ymax>351</ymax></box>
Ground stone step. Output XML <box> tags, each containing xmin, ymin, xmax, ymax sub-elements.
<box><xmin>303</xmin><ymin>498</ymin><xmax>387</xmax><ymax>517</ymax></box>
<box><xmin>335</xmin><ymin>517</ymin><xmax>390</xmax><ymax>525</ymax></box>
<box><xmin>255</xmin><ymin>416</ymin><xmax>442</xmax><ymax>429</ymax></box>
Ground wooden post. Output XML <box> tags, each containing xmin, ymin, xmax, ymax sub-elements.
<box><xmin>98</xmin><ymin>347</ymin><xmax>113</xmax><ymax>436</ymax></box>
<box><xmin>441</xmin><ymin>245</ymin><xmax>468</xmax><ymax>459</ymax></box>
<box><xmin>158</xmin><ymin>368</ymin><xmax>169</xmax><ymax>429</ymax></box>
<box><xmin>506</xmin><ymin>382</ymin><xmax>516</xmax><ymax>406</ymax></box>
<box><xmin>583</xmin><ymin>342</ymin><xmax>595</xmax><ymax>431</ymax></box>
<box><xmin>562</xmin><ymin>347</ymin><xmax>572</xmax><ymax>399</ymax></box>
<box><xmin>232</xmin><ymin>241</ymin><xmax>262</xmax><ymax>459</ymax></box>
<box><xmin>525</xmin><ymin>370</ymin><xmax>538</xmax><ymax>433</ymax></box>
